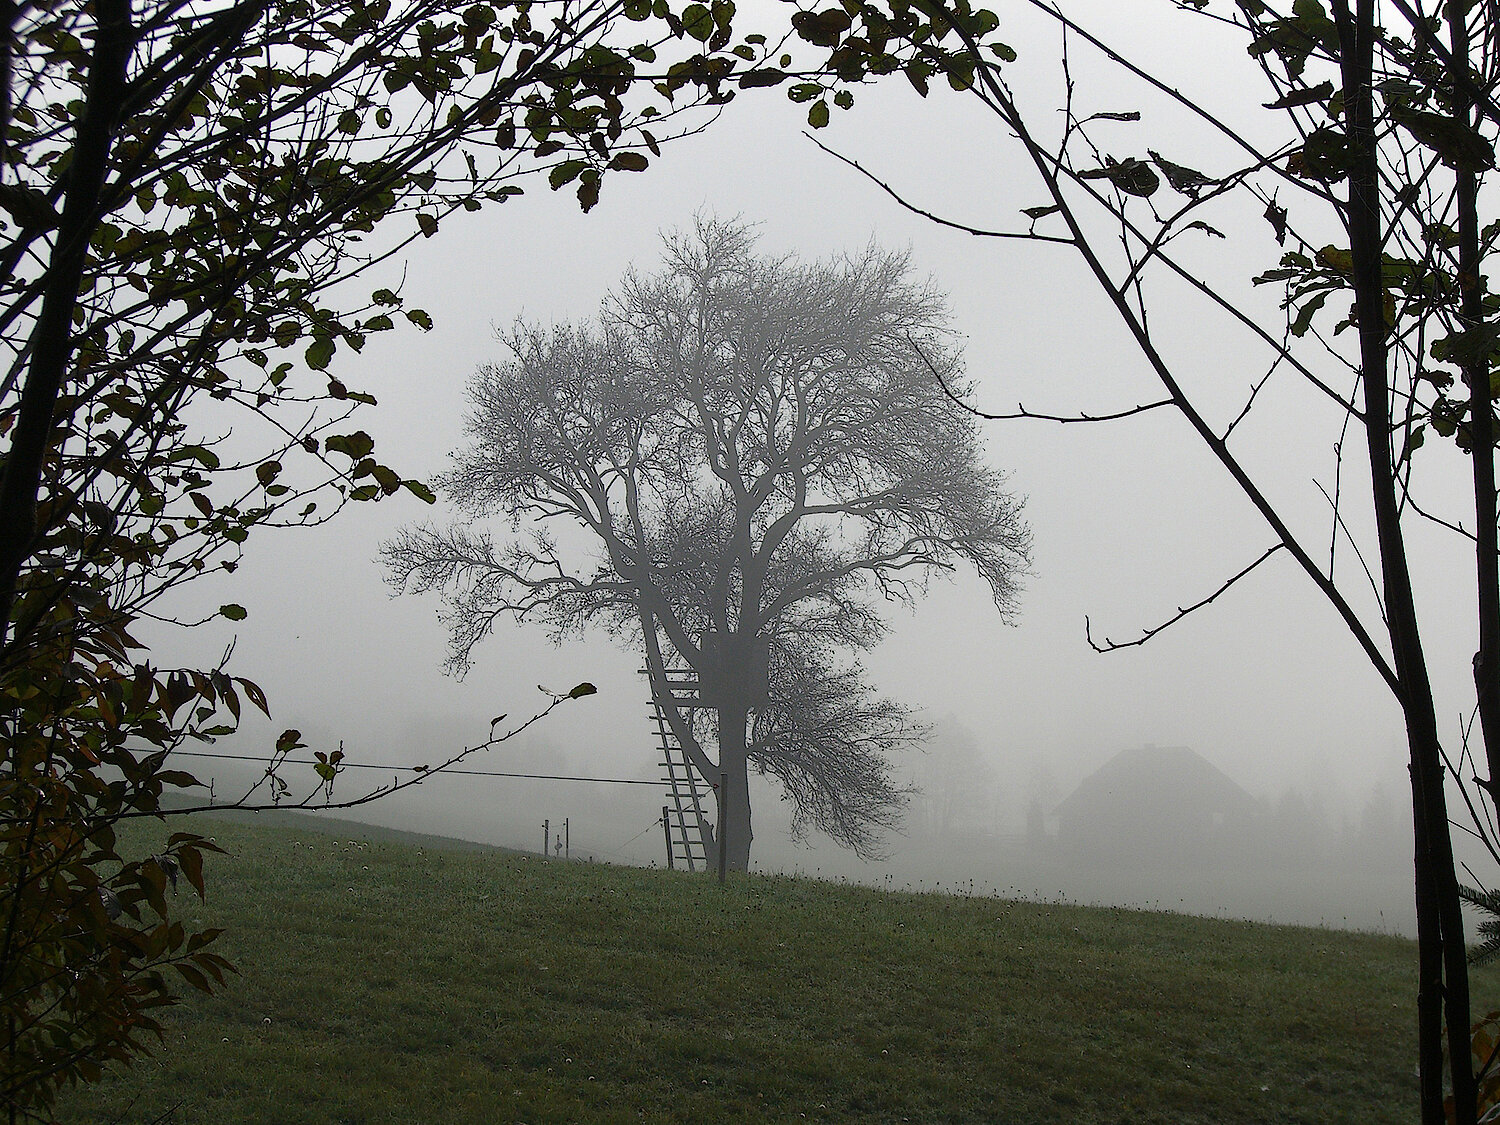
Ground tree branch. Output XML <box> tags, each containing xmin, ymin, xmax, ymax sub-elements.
<box><xmin>905</xmin><ymin>330</ymin><xmax>1173</xmax><ymax>423</ymax></box>
<box><xmin>803</xmin><ymin>132</ymin><xmax>1074</xmax><ymax>244</ymax></box>
<box><xmin>1085</xmin><ymin>544</ymin><xmax>1284</xmax><ymax>652</ymax></box>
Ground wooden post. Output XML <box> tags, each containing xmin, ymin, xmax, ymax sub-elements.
<box><xmin>542</xmin><ymin>819</ymin><xmax>549</xmax><ymax>858</ymax></box>
<box><xmin>564</xmin><ymin>818</ymin><xmax>569</xmax><ymax>859</ymax></box>
<box><xmin>718</xmin><ymin>771</ymin><xmax>728</xmax><ymax>885</ymax></box>
<box><xmin>662</xmin><ymin>806</ymin><xmax>674</xmax><ymax>870</ymax></box>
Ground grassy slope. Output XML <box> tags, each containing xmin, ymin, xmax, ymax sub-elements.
<box><xmin>57</xmin><ymin>813</ymin><xmax>1498</xmax><ymax>1124</ymax></box>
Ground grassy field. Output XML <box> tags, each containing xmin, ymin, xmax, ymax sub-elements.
<box><xmin>56</xmin><ymin>812</ymin><xmax>1498</xmax><ymax>1124</ymax></box>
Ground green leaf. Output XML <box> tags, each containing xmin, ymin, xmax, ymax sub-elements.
<box><xmin>946</xmin><ymin>58</ymin><xmax>976</xmax><ymax>92</ymax></box>
<box><xmin>1433</xmin><ymin>323</ymin><xmax>1500</xmax><ymax>367</ymax></box>
<box><xmin>569</xmin><ymin>682</ymin><xmax>598</xmax><ymax>698</ymax></box>
<box><xmin>549</xmin><ymin>160</ymin><xmax>587</xmax><ymax>190</ymax></box>
<box><xmin>406</xmin><ymin>309</ymin><xmax>433</xmax><ymax>331</ymax></box>
<box><xmin>324</xmin><ymin>431</ymin><xmax>376</xmax><ymax>460</ymax></box>
<box><xmin>238</xmin><ymin>677</ymin><xmax>271</xmax><ymax>716</ymax></box>
<box><xmin>1392</xmin><ymin>106</ymin><xmax>1496</xmax><ymax>171</ymax></box>
<box><xmin>1315</xmin><ymin>245</ymin><xmax>1353</xmax><ymax>275</ymax></box>
<box><xmin>1291</xmin><ymin>127</ymin><xmax>1352</xmax><ymax>181</ymax></box>
<box><xmin>403</xmin><ymin>479</ymin><xmax>438</xmax><ymax>504</ymax></box>
<box><xmin>1148</xmin><ymin>150</ymin><xmax>1214</xmax><ymax>196</ymax></box>
<box><xmin>791</xmin><ymin>7</ymin><xmax>851</xmax><ymax>47</ymax></box>
<box><xmin>171</xmin><ymin>445</ymin><xmax>221</xmax><ymax>470</ymax></box>
<box><xmin>219</xmin><ymin>604</ymin><xmax>248</xmax><ymax>621</ymax></box>
<box><xmin>1289</xmin><ymin>289</ymin><xmax>1329</xmax><ymax>337</ymax></box>
<box><xmin>577</xmin><ymin>172</ymin><xmax>601</xmax><ymax>212</ymax></box>
<box><xmin>680</xmin><ymin>3</ymin><xmax>714</xmax><ymax>40</ymax></box>
<box><xmin>305</xmin><ymin>337</ymin><xmax>335</xmax><ymax>371</ymax></box>
<box><xmin>904</xmin><ymin>60</ymin><xmax>930</xmax><ymax>96</ymax></box>
<box><xmin>175</xmin><ymin>962</ymin><xmax>211</xmax><ymax>992</ymax></box>
<box><xmin>808</xmin><ymin>99</ymin><xmax>830</xmax><ymax>129</ymax></box>
<box><xmin>1263</xmin><ymin>80</ymin><xmax>1334</xmax><ymax>110</ymax></box>
<box><xmin>609</xmin><ymin>151</ymin><xmax>650</xmax><ymax>171</ymax></box>
<box><xmin>179</xmin><ymin>847</ymin><xmax>206</xmax><ymax>897</ymax></box>
<box><xmin>1401</xmin><ymin>424</ymin><xmax>1426</xmax><ymax>463</ymax></box>
<box><xmin>371</xmin><ymin>464</ymin><xmax>402</xmax><ymax>493</ymax></box>
<box><xmin>0</xmin><ymin>183</ymin><xmax>60</xmax><ymax>229</ymax></box>
<box><xmin>1081</xmin><ymin>157</ymin><xmax>1159</xmax><ymax>198</ymax></box>
<box><xmin>416</xmin><ymin>212</ymin><xmax>438</xmax><ymax>238</ymax></box>
<box><xmin>738</xmin><ymin>68</ymin><xmax>787</xmax><ymax>88</ymax></box>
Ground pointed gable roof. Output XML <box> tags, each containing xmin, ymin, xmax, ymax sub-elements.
<box><xmin>1055</xmin><ymin>744</ymin><xmax>1258</xmax><ymax>822</ymax></box>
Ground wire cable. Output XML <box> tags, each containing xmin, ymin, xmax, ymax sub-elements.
<box><xmin>606</xmin><ymin>817</ymin><xmax>669</xmax><ymax>855</ymax></box>
<box><xmin>169</xmin><ymin>749</ymin><xmax>663</xmax><ymax>786</ymax></box>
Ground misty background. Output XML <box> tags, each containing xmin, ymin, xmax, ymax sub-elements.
<box><xmin>149</xmin><ymin>0</ymin><xmax>1472</xmax><ymax>936</ymax></box>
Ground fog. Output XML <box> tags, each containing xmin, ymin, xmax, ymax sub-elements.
<box><xmin>153</xmin><ymin>1</ymin><xmax>1482</xmax><ymax>938</ymax></box>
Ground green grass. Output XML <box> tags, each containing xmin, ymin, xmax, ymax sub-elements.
<box><xmin>56</xmin><ymin>813</ymin><xmax>1496</xmax><ymax>1124</ymax></box>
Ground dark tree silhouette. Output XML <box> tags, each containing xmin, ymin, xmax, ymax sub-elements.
<box><xmin>770</xmin><ymin>0</ymin><xmax>1500</xmax><ymax>1116</ymax></box>
<box><xmin>385</xmin><ymin>218</ymin><xmax>1030</xmax><ymax>867</ymax></box>
<box><xmin>0</xmin><ymin>0</ymin><xmax>763</xmax><ymax>1109</ymax></box>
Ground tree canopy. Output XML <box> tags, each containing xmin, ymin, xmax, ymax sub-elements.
<box><xmin>385</xmin><ymin>218</ymin><xmax>1030</xmax><ymax>866</ymax></box>
<box><xmin>1</xmin><ymin>0</ymin><xmax>766</xmax><ymax>1111</ymax></box>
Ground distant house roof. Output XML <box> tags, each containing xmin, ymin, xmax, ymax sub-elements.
<box><xmin>1054</xmin><ymin>745</ymin><xmax>1259</xmax><ymax>857</ymax></box>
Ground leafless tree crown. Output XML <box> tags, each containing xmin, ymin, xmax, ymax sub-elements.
<box><xmin>385</xmin><ymin>216</ymin><xmax>1030</xmax><ymax>855</ymax></box>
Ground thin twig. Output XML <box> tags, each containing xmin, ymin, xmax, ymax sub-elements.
<box><xmin>1313</xmin><ymin>477</ymin><xmax>1387</xmax><ymax>623</ymax></box>
<box><xmin>802</xmin><ymin>133</ymin><xmax>1075</xmax><ymax>245</ymax></box>
<box><xmin>1442</xmin><ymin>732</ymin><xmax>1500</xmax><ymax>864</ymax></box>
<box><xmin>1405</xmin><ymin>493</ymin><xmax>1478</xmax><ymax>542</ymax></box>
<box><xmin>904</xmin><ymin>331</ymin><xmax>1172</xmax><ymax>422</ymax></box>
<box><xmin>1222</xmin><ymin>352</ymin><xmax>1284</xmax><ymax>442</ymax></box>
<box><xmin>1085</xmin><ymin>544</ymin><xmax>1284</xmax><ymax>652</ymax></box>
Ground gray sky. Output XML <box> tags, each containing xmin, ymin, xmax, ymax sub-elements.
<box><xmin>159</xmin><ymin>1</ymin><xmax>1481</xmax><ymax>923</ymax></box>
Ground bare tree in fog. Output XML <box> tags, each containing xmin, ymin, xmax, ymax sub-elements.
<box><xmin>384</xmin><ymin>218</ymin><xmax>1030</xmax><ymax>868</ymax></box>
<box><xmin>911</xmin><ymin>717</ymin><xmax>998</xmax><ymax>839</ymax></box>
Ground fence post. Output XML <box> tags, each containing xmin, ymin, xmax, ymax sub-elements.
<box><xmin>542</xmin><ymin>819</ymin><xmax>549</xmax><ymax>858</ymax></box>
<box><xmin>564</xmin><ymin>818</ymin><xmax>569</xmax><ymax>859</ymax></box>
<box><xmin>662</xmin><ymin>806</ymin><xmax>674</xmax><ymax>870</ymax></box>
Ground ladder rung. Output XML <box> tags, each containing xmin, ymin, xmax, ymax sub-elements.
<box><xmin>648</xmin><ymin>680</ymin><xmax>710</xmax><ymax>870</ymax></box>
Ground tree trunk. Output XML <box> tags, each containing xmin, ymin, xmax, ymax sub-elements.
<box><xmin>715</xmin><ymin>699</ymin><xmax>753</xmax><ymax>872</ymax></box>
<box><xmin>1446</xmin><ymin>4</ymin><xmax>1500</xmax><ymax>801</ymax></box>
<box><xmin>1334</xmin><ymin>2</ymin><xmax>1475</xmax><ymax>1117</ymax></box>
<box><xmin>0</xmin><ymin>0</ymin><xmax>131</xmax><ymax>647</ymax></box>
<box><xmin>1410</xmin><ymin>750</ymin><xmax>1451</xmax><ymax>1123</ymax></box>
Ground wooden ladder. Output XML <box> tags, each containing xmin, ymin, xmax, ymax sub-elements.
<box><xmin>646</xmin><ymin>669</ymin><xmax>711</xmax><ymax>872</ymax></box>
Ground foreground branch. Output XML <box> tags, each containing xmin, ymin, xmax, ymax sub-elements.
<box><xmin>1086</xmin><ymin>545</ymin><xmax>1284</xmax><ymax>652</ymax></box>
